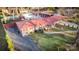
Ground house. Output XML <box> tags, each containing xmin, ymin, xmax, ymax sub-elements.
<box><xmin>15</xmin><ymin>15</ymin><xmax>66</xmax><ymax>36</ymax></box>
<box><xmin>3</xmin><ymin>15</ymin><xmax>66</xmax><ymax>36</ymax></box>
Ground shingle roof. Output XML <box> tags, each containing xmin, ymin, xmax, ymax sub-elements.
<box><xmin>16</xmin><ymin>15</ymin><xmax>66</xmax><ymax>33</ymax></box>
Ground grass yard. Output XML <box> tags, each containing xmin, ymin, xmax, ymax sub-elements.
<box><xmin>30</xmin><ymin>32</ymin><xmax>76</xmax><ymax>51</ymax></box>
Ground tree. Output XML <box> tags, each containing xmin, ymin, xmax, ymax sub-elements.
<box><xmin>47</xmin><ymin>7</ymin><xmax>56</xmax><ymax>11</ymax></box>
<box><xmin>0</xmin><ymin>20</ymin><xmax>8</xmax><ymax>50</ymax></box>
<box><xmin>75</xmin><ymin>26</ymin><xmax>79</xmax><ymax>49</ymax></box>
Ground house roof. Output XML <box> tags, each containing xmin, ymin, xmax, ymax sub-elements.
<box><xmin>16</xmin><ymin>15</ymin><xmax>66</xmax><ymax>32</ymax></box>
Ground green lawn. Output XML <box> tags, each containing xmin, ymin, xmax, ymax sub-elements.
<box><xmin>30</xmin><ymin>33</ymin><xmax>75</xmax><ymax>51</ymax></box>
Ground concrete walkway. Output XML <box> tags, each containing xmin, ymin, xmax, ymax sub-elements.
<box><xmin>44</xmin><ymin>31</ymin><xmax>77</xmax><ymax>37</ymax></box>
<box><xmin>44</xmin><ymin>31</ymin><xmax>77</xmax><ymax>34</ymax></box>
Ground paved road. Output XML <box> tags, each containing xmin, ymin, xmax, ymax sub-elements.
<box><xmin>6</xmin><ymin>27</ymin><xmax>40</xmax><ymax>51</ymax></box>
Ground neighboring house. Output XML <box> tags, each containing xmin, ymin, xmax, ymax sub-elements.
<box><xmin>21</xmin><ymin>13</ymin><xmax>42</xmax><ymax>20</ymax></box>
<box><xmin>21</xmin><ymin>13</ymin><xmax>52</xmax><ymax>20</ymax></box>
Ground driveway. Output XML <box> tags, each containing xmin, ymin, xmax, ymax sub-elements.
<box><xmin>6</xmin><ymin>27</ymin><xmax>40</xmax><ymax>51</ymax></box>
